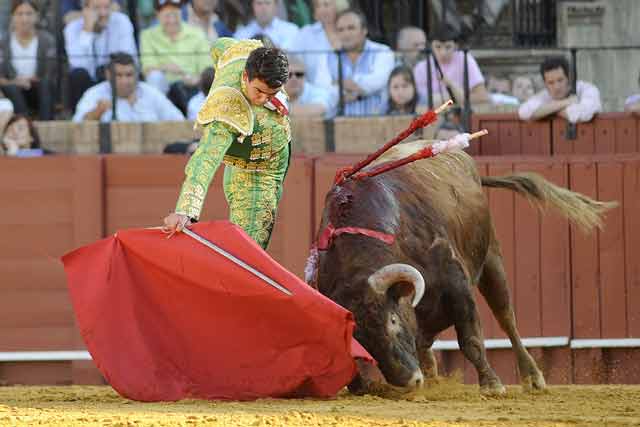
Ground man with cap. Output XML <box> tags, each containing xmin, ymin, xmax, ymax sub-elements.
<box><xmin>163</xmin><ymin>38</ymin><xmax>291</xmax><ymax>250</ymax></box>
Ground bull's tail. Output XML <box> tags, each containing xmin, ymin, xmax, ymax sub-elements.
<box><xmin>481</xmin><ymin>173</ymin><xmax>618</xmax><ymax>232</ymax></box>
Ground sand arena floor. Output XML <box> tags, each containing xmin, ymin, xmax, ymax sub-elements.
<box><xmin>1</xmin><ymin>378</ymin><xmax>639</xmax><ymax>427</ymax></box>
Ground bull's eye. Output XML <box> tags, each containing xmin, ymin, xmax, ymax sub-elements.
<box><xmin>388</xmin><ymin>313</ymin><xmax>401</xmax><ymax>334</ymax></box>
<box><xmin>391</xmin><ymin>315</ymin><xmax>398</xmax><ymax>325</ymax></box>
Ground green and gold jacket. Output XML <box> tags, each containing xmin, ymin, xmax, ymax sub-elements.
<box><xmin>175</xmin><ymin>38</ymin><xmax>291</xmax><ymax>220</ymax></box>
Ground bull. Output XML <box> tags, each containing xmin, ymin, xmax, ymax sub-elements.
<box><xmin>311</xmin><ymin>140</ymin><xmax>615</xmax><ymax>394</ymax></box>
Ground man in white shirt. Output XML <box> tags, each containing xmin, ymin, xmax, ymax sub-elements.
<box><xmin>64</xmin><ymin>0</ymin><xmax>138</xmax><ymax>111</ymax></box>
<box><xmin>73</xmin><ymin>52</ymin><xmax>184</xmax><ymax>123</ymax></box>
<box><xmin>233</xmin><ymin>0</ymin><xmax>298</xmax><ymax>50</ymax></box>
<box><xmin>518</xmin><ymin>56</ymin><xmax>601</xmax><ymax>123</ymax></box>
<box><xmin>324</xmin><ymin>8</ymin><xmax>395</xmax><ymax>116</ymax></box>
<box><xmin>186</xmin><ymin>67</ymin><xmax>215</xmax><ymax>121</ymax></box>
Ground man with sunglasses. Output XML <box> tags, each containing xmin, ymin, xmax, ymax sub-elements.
<box><xmin>163</xmin><ymin>38</ymin><xmax>291</xmax><ymax>250</ymax></box>
<box><xmin>285</xmin><ymin>56</ymin><xmax>336</xmax><ymax>117</ymax></box>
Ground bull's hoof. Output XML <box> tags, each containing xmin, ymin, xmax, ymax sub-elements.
<box><xmin>480</xmin><ymin>382</ymin><xmax>506</xmax><ymax>396</ymax></box>
<box><xmin>522</xmin><ymin>371</ymin><xmax>547</xmax><ymax>392</ymax></box>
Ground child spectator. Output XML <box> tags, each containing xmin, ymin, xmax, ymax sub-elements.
<box><xmin>1</xmin><ymin>113</ymin><xmax>48</xmax><ymax>156</ymax></box>
<box><xmin>187</xmin><ymin>66</ymin><xmax>215</xmax><ymax>121</ymax></box>
<box><xmin>0</xmin><ymin>0</ymin><xmax>57</xmax><ymax>120</ymax></box>
<box><xmin>486</xmin><ymin>74</ymin><xmax>519</xmax><ymax>106</ymax></box>
<box><xmin>413</xmin><ymin>24</ymin><xmax>489</xmax><ymax>107</ymax></box>
<box><xmin>385</xmin><ymin>65</ymin><xmax>418</xmax><ymax>115</ymax></box>
<box><xmin>512</xmin><ymin>75</ymin><xmax>535</xmax><ymax>104</ymax></box>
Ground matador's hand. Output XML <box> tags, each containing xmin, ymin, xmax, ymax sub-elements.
<box><xmin>162</xmin><ymin>213</ymin><xmax>192</xmax><ymax>238</ymax></box>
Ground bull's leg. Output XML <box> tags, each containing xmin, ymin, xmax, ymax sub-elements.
<box><xmin>478</xmin><ymin>248</ymin><xmax>546</xmax><ymax>391</ymax></box>
<box><xmin>416</xmin><ymin>337</ymin><xmax>438</xmax><ymax>379</ymax></box>
<box><xmin>452</xmin><ymin>293</ymin><xmax>505</xmax><ymax>395</ymax></box>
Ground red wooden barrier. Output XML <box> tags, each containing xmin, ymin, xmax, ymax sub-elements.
<box><xmin>0</xmin><ymin>156</ymin><xmax>103</xmax><ymax>385</ymax></box>
<box><xmin>472</xmin><ymin>114</ymin><xmax>552</xmax><ymax>155</ymax></box>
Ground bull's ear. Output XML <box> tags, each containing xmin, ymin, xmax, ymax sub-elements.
<box><xmin>387</xmin><ymin>281</ymin><xmax>417</xmax><ymax>305</ymax></box>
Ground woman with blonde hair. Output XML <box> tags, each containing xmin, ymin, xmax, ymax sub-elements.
<box><xmin>290</xmin><ymin>0</ymin><xmax>349</xmax><ymax>86</ymax></box>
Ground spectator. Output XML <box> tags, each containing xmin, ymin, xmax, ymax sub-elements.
<box><xmin>395</xmin><ymin>26</ymin><xmax>427</xmax><ymax>69</ymax></box>
<box><xmin>413</xmin><ymin>24</ymin><xmax>489</xmax><ymax>107</ymax></box>
<box><xmin>624</xmin><ymin>70</ymin><xmax>640</xmax><ymax>113</ymax></box>
<box><xmin>518</xmin><ymin>56</ymin><xmax>602</xmax><ymax>123</ymax></box>
<box><xmin>64</xmin><ymin>0</ymin><xmax>138</xmax><ymax>112</ymax></box>
<box><xmin>1</xmin><ymin>113</ymin><xmax>48</xmax><ymax>156</ymax></box>
<box><xmin>0</xmin><ymin>0</ymin><xmax>57</xmax><ymax>120</ymax></box>
<box><xmin>486</xmin><ymin>74</ymin><xmax>518</xmax><ymax>106</ymax></box>
<box><xmin>512</xmin><ymin>75</ymin><xmax>535</xmax><ymax>104</ymax></box>
<box><xmin>61</xmin><ymin>0</ymin><xmax>123</xmax><ymax>25</ymax></box>
<box><xmin>233</xmin><ymin>0</ymin><xmax>299</xmax><ymax>50</ymax></box>
<box><xmin>0</xmin><ymin>2</ymin><xmax>11</xmax><ymax>40</ymax></box>
<box><xmin>182</xmin><ymin>0</ymin><xmax>233</xmax><ymax>43</ymax></box>
<box><xmin>285</xmin><ymin>55</ymin><xmax>335</xmax><ymax>117</ymax></box>
<box><xmin>141</xmin><ymin>0</ymin><xmax>211</xmax><ymax>114</ymax></box>
<box><xmin>0</xmin><ymin>91</ymin><xmax>14</xmax><ymax>132</ymax></box>
<box><xmin>384</xmin><ymin>65</ymin><xmax>418</xmax><ymax>115</ymax></box>
<box><xmin>326</xmin><ymin>8</ymin><xmax>395</xmax><ymax>116</ymax></box>
<box><xmin>73</xmin><ymin>52</ymin><xmax>184</xmax><ymax>123</ymax></box>
<box><xmin>187</xmin><ymin>66</ymin><xmax>215</xmax><ymax>121</ymax></box>
<box><xmin>291</xmin><ymin>0</ymin><xmax>349</xmax><ymax>86</ymax></box>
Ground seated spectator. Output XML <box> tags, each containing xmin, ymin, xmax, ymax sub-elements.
<box><xmin>413</xmin><ymin>25</ymin><xmax>489</xmax><ymax>107</ymax></box>
<box><xmin>486</xmin><ymin>74</ymin><xmax>518</xmax><ymax>106</ymax></box>
<box><xmin>325</xmin><ymin>8</ymin><xmax>395</xmax><ymax>116</ymax></box>
<box><xmin>73</xmin><ymin>52</ymin><xmax>184</xmax><ymax>123</ymax></box>
<box><xmin>182</xmin><ymin>0</ymin><xmax>233</xmax><ymax>43</ymax></box>
<box><xmin>0</xmin><ymin>2</ymin><xmax>10</xmax><ymax>40</ymax></box>
<box><xmin>0</xmin><ymin>91</ymin><xmax>14</xmax><ymax>132</ymax></box>
<box><xmin>141</xmin><ymin>0</ymin><xmax>211</xmax><ymax>114</ymax></box>
<box><xmin>187</xmin><ymin>66</ymin><xmax>215</xmax><ymax>121</ymax></box>
<box><xmin>233</xmin><ymin>0</ymin><xmax>299</xmax><ymax>50</ymax></box>
<box><xmin>291</xmin><ymin>0</ymin><xmax>349</xmax><ymax>86</ymax></box>
<box><xmin>384</xmin><ymin>65</ymin><xmax>418</xmax><ymax>115</ymax></box>
<box><xmin>395</xmin><ymin>26</ymin><xmax>427</xmax><ymax>69</ymax></box>
<box><xmin>624</xmin><ymin>71</ymin><xmax>640</xmax><ymax>112</ymax></box>
<box><xmin>1</xmin><ymin>113</ymin><xmax>50</xmax><ymax>156</ymax></box>
<box><xmin>61</xmin><ymin>0</ymin><xmax>122</xmax><ymax>25</ymax></box>
<box><xmin>0</xmin><ymin>0</ymin><xmax>57</xmax><ymax>120</ymax></box>
<box><xmin>518</xmin><ymin>56</ymin><xmax>601</xmax><ymax>123</ymax></box>
<box><xmin>285</xmin><ymin>55</ymin><xmax>335</xmax><ymax>117</ymax></box>
<box><xmin>64</xmin><ymin>0</ymin><xmax>138</xmax><ymax>112</ymax></box>
<box><xmin>512</xmin><ymin>75</ymin><xmax>535</xmax><ymax>104</ymax></box>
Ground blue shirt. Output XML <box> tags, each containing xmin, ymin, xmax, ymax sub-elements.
<box><xmin>326</xmin><ymin>39</ymin><xmax>395</xmax><ymax>116</ymax></box>
<box><xmin>64</xmin><ymin>11</ymin><xmax>138</xmax><ymax>79</ymax></box>
<box><xmin>233</xmin><ymin>18</ymin><xmax>299</xmax><ymax>50</ymax></box>
<box><xmin>187</xmin><ymin>91</ymin><xmax>205</xmax><ymax>121</ymax></box>
<box><xmin>73</xmin><ymin>81</ymin><xmax>185</xmax><ymax>123</ymax></box>
<box><xmin>61</xmin><ymin>0</ymin><xmax>124</xmax><ymax>17</ymax></box>
<box><xmin>296</xmin><ymin>82</ymin><xmax>337</xmax><ymax>118</ymax></box>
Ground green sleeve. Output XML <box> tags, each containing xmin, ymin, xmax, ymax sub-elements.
<box><xmin>175</xmin><ymin>121</ymin><xmax>236</xmax><ymax>219</ymax></box>
<box><xmin>140</xmin><ymin>29</ymin><xmax>160</xmax><ymax>72</ymax></box>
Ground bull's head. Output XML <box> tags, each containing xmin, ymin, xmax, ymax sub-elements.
<box><xmin>352</xmin><ymin>263</ymin><xmax>426</xmax><ymax>389</ymax></box>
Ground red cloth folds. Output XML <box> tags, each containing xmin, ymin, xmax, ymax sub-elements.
<box><xmin>62</xmin><ymin>221</ymin><xmax>373</xmax><ymax>402</ymax></box>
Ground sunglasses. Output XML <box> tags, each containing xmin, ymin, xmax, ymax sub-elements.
<box><xmin>289</xmin><ymin>71</ymin><xmax>305</xmax><ymax>79</ymax></box>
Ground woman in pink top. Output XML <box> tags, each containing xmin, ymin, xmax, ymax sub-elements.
<box><xmin>413</xmin><ymin>25</ymin><xmax>489</xmax><ymax>107</ymax></box>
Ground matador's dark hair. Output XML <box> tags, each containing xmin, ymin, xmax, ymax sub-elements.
<box><xmin>245</xmin><ymin>47</ymin><xmax>289</xmax><ymax>89</ymax></box>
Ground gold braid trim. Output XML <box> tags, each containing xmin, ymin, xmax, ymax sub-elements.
<box><xmin>217</xmin><ymin>39</ymin><xmax>263</xmax><ymax>69</ymax></box>
<box><xmin>196</xmin><ymin>86</ymin><xmax>254</xmax><ymax>136</ymax></box>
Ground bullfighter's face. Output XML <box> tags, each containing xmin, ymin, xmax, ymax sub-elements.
<box><xmin>349</xmin><ymin>268</ymin><xmax>425</xmax><ymax>389</ymax></box>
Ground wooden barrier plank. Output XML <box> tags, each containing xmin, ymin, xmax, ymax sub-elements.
<box><xmin>0</xmin><ymin>290</ymin><xmax>74</xmax><ymax>329</ymax></box>
<box><xmin>0</xmin><ymin>224</ymin><xmax>75</xmax><ymax>258</ymax></box>
<box><xmin>478</xmin><ymin>120</ymin><xmax>500</xmax><ymax>155</ymax></box>
<box><xmin>488</xmin><ymin>349</ymin><xmax>518</xmax><ymax>385</ymax></box>
<box><xmin>570</xmin><ymin>161</ymin><xmax>601</xmax><ymax>338</ymax></box>
<box><xmin>552</xmin><ymin>119</ymin><xmax>596</xmax><ymax>155</ymax></box>
<box><xmin>574</xmin><ymin>122</ymin><xmax>596</xmax><ymax>155</ymax></box>
<box><xmin>71</xmin><ymin>157</ymin><xmax>104</xmax><ymax>246</ymax></box>
<box><xmin>290</xmin><ymin>116</ymin><xmax>326</xmax><ymax>154</ymax></box>
<box><xmin>594</xmin><ymin>118</ymin><xmax>616</xmax><ymax>155</ymax></box>
<box><xmin>486</xmin><ymin>162</ymin><xmax>515</xmax><ymax>339</ymax></box>
<box><xmin>497</xmin><ymin>120</ymin><xmax>522</xmax><ymax>155</ymax></box>
<box><xmin>34</xmin><ymin>121</ymin><xmax>73</xmax><ymax>153</ymax></box>
<box><xmin>0</xmin><ymin>362</ymin><xmax>73</xmax><ymax>385</ymax></box>
<box><xmin>333</xmin><ymin>117</ymin><xmax>390</xmax><ymax>154</ymax></box>
<box><xmin>603</xmin><ymin>349</ymin><xmax>640</xmax><ymax>384</ymax></box>
<box><xmin>0</xmin><ymin>260</ymin><xmax>66</xmax><ymax>290</ymax></box>
<box><xmin>514</xmin><ymin>162</ymin><xmax>542</xmax><ymax>337</ymax></box>
<box><xmin>539</xmin><ymin>161</ymin><xmax>571</xmax><ymax>337</ymax></box>
<box><xmin>552</xmin><ymin>118</ymin><xmax>572</xmax><ymax>155</ymax></box>
<box><xmin>624</xmin><ymin>159</ymin><xmax>640</xmax><ymax>337</ymax></box>
<box><xmin>142</xmin><ymin>121</ymin><xmax>196</xmax><ymax>154</ymax></box>
<box><xmin>3</xmin><ymin>190</ymin><xmax>72</xmax><ymax>224</ymax></box>
<box><xmin>111</xmin><ymin>122</ymin><xmax>143</xmax><ymax>154</ymax></box>
<box><xmin>572</xmin><ymin>348</ymin><xmax>604</xmax><ymax>384</ymax></box>
<box><xmin>0</xmin><ymin>327</ymin><xmax>74</xmax><ymax>351</ymax></box>
<box><xmin>71</xmin><ymin>122</ymin><xmax>99</xmax><ymax>154</ymax></box>
<box><xmin>597</xmin><ymin>162</ymin><xmax>627</xmax><ymax>338</ymax></box>
<box><xmin>520</xmin><ymin>121</ymin><xmax>552</xmax><ymax>155</ymax></box>
<box><xmin>614</xmin><ymin>117</ymin><xmax>638</xmax><ymax>153</ymax></box>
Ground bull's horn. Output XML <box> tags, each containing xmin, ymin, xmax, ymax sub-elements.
<box><xmin>368</xmin><ymin>264</ymin><xmax>425</xmax><ymax>307</ymax></box>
